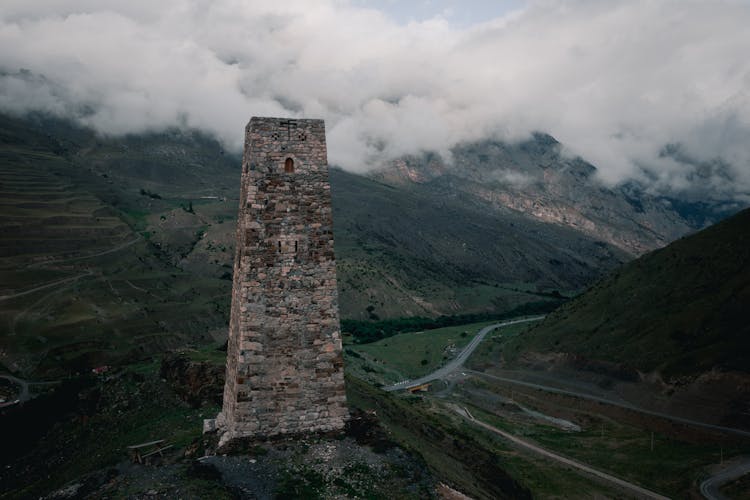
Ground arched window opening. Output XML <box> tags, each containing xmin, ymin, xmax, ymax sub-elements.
<box><xmin>294</xmin><ymin>240</ymin><xmax>298</xmax><ymax>253</ymax></box>
<box><xmin>284</xmin><ymin>157</ymin><xmax>295</xmax><ymax>173</ymax></box>
<box><xmin>278</xmin><ymin>241</ymin><xmax>281</xmax><ymax>253</ymax></box>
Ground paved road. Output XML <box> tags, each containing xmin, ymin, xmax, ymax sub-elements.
<box><xmin>452</xmin><ymin>405</ymin><xmax>670</xmax><ymax>500</ymax></box>
<box><xmin>469</xmin><ymin>370</ymin><xmax>750</xmax><ymax>439</ymax></box>
<box><xmin>700</xmin><ymin>458</ymin><xmax>750</xmax><ymax>500</ymax></box>
<box><xmin>383</xmin><ymin>316</ymin><xmax>545</xmax><ymax>392</ymax></box>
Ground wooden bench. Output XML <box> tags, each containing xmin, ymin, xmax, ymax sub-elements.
<box><xmin>126</xmin><ymin>439</ymin><xmax>173</xmax><ymax>463</ymax></box>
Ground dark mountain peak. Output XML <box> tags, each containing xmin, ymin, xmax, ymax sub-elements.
<box><xmin>519</xmin><ymin>131</ymin><xmax>561</xmax><ymax>156</ymax></box>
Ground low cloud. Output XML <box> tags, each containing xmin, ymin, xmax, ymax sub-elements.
<box><xmin>489</xmin><ymin>168</ymin><xmax>534</xmax><ymax>188</ymax></box>
<box><xmin>1</xmin><ymin>0</ymin><xmax>749</xmax><ymax>200</ymax></box>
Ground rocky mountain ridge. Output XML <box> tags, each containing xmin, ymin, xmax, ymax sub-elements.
<box><xmin>371</xmin><ymin>134</ymin><xmax>733</xmax><ymax>257</ymax></box>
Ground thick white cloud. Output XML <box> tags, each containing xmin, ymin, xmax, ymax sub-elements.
<box><xmin>1</xmin><ymin>0</ymin><xmax>749</xmax><ymax>200</ymax></box>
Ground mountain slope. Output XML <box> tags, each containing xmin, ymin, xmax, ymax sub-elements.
<box><xmin>372</xmin><ymin>135</ymin><xmax>735</xmax><ymax>257</ymax></box>
<box><xmin>496</xmin><ymin>208</ymin><xmax>750</xmax><ymax>429</ymax></box>
<box><xmin>0</xmin><ymin>115</ymin><xmax>237</xmax><ymax>376</ymax></box>
<box><xmin>330</xmin><ymin>167</ymin><xmax>628</xmax><ymax>318</ymax></box>
<box><xmin>506</xmin><ymin>207</ymin><xmax>750</xmax><ymax>376</ymax></box>
<box><xmin>0</xmin><ymin>113</ymin><xmax>635</xmax><ymax>322</ymax></box>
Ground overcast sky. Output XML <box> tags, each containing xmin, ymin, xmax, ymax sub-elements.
<box><xmin>1</xmin><ymin>0</ymin><xmax>749</xmax><ymax>200</ymax></box>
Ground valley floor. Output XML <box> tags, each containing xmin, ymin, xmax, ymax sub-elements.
<box><xmin>3</xmin><ymin>317</ymin><xmax>750</xmax><ymax>499</ymax></box>
<box><xmin>345</xmin><ymin>319</ymin><xmax>750</xmax><ymax>499</ymax></box>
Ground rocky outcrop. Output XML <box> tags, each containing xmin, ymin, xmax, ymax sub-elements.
<box><xmin>160</xmin><ymin>353</ymin><xmax>224</xmax><ymax>408</ymax></box>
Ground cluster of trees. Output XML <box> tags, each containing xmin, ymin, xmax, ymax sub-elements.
<box><xmin>341</xmin><ymin>300</ymin><xmax>563</xmax><ymax>344</ymax></box>
<box><xmin>139</xmin><ymin>188</ymin><xmax>162</xmax><ymax>199</ymax></box>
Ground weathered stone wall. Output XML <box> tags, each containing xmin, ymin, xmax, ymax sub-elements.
<box><xmin>217</xmin><ymin>117</ymin><xmax>347</xmax><ymax>443</ymax></box>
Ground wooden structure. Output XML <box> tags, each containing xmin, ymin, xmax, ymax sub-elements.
<box><xmin>126</xmin><ymin>439</ymin><xmax>173</xmax><ymax>463</ymax></box>
<box><xmin>407</xmin><ymin>383</ymin><xmax>431</xmax><ymax>393</ymax></box>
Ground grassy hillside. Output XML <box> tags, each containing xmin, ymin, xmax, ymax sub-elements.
<box><xmin>0</xmin><ymin>114</ymin><xmax>235</xmax><ymax>376</ymax></box>
<box><xmin>504</xmin><ymin>207</ymin><xmax>750</xmax><ymax>377</ymax></box>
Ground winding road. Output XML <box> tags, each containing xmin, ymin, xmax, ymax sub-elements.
<box><xmin>25</xmin><ymin>236</ymin><xmax>140</xmax><ymax>269</ymax></box>
<box><xmin>0</xmin><ymin>374</ymin><xmax>29</xmax><ymax>406</ymax></box>
<box><xmin>468</xmin><ymin>370</ymin><xmax>750</xmax><ymax>439</ymax></box>
<box><xmin>699</xmin><ymin>459</ymin><xmax>750</xmax><ymax>500</ymax></box>
<box><xmin>377</xmin><ymin>316</ymin><xmax>750</xmax><ymax>498</ymax></box>
<box><xmin>0</xmin><ymin>236</ymin><xmax>140</xmax><ymax>303</ymax></box>
<box><xmin>3</xmin><ymin>235</ymin><xmax>142</xmax><ymax>338</ymax></box>
<box><xmin>452</xmin><ymin>405</ymin><xmax>670</xmax><ymax>500</ymax></box>
<box><xmin>382</xmin><ymin>316</ymin><xmax>750</xmax><ymax>439</ymax></box>
<box><xmin>383</xmin><ymin>316</ymin><xmax>545</xmax><ymax>392</ymax></box>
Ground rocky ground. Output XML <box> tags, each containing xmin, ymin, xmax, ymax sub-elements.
<box><xmin>43</xmin><ymin>430</ymin><xmax>435</xmax><ymax>499</ymax></box>
<box><xmin>2</xmin><ymin>350</ymin><xmax>442</xmax><ymax>500</ymax></box>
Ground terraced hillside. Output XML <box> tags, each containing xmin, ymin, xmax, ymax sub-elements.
<box><xmin>1</xmin><ymin>114</ymin><xmax>632</xmax><ymax>323</ymax></box>
<box><xmin>0</xmin><ymin>116</ymin><xmax>232</xmax><ymax>377</ymax></box>
<box><xmin>0</xmin><ymin>146</ymin><xmax>131</xmax><ymax>287</ymax></box>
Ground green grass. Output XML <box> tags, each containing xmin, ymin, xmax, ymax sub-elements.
<box><xmin>345</xmin><ymin>374</ymin><xmax>621</xmax><ymax>499</ymax></box>
<box><xmin>0</xmin><ymin>268</ymin><xmax>74</xmax><ymax>292</ymax></box>
<box><xmin>0</xmin><ymin>112</ymin><xmax>242</xmax><ymax>376</ymax></box>
<box><xmin>465</xmin><ymin>321</ymin><xmax>540</xmax><ymax>369</ymax></box>
<box><xmin>457</xmin><ymin>382</ymin><xmax>750</xmax><ymax>498</ymax></box>
<box><xmin>348</xmin><ymin>320</ymin><xmax>496</xmax><ymax>380</ymax></box>
<box><xmin>345</xmin><ymin>303</ymin><xmax>747</xmax><ymax>498</ymax></box>
<box><xmin>182</xmin><ymin>344</ymin><xmax>228</xmax><ymax>365</ymax></box>
<box><xmin>5</xmin><ymin>260</ymin><xmax>230</xmax><ymax>377</ymax></box>
<box><xmin>0</xmin><ymin>190</ymin><xmax>231</xmax><ymax>376</ymax></box>
<box><xmin>121</xmin><ymin>209</ymin><xmax>150</xmax><ymax>231</ymax></box>
<box><xmin>330</xmin><ymin>165</ymin><xmax>616</xmax><ymax>321</ymax></box>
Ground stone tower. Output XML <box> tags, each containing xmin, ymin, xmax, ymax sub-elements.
<box><xmin>212</xmin><ymin>117</ymin><xmax>347</xmax><ymax>445</ymax></box>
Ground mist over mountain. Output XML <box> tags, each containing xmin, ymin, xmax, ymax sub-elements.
<box><xmin>3</xmin><ymin>3</ymin><xmax>750</xmax><ymax>498</ymax></box>
<box><xmin>2</xmin><ymin>1</ymin><xmax>750</xmax><ymax>203</ymax></box>
<box><xmin>371</xmin><ymin>133</ymin><xmax>741</xmax><ymax>257</ymax></box>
